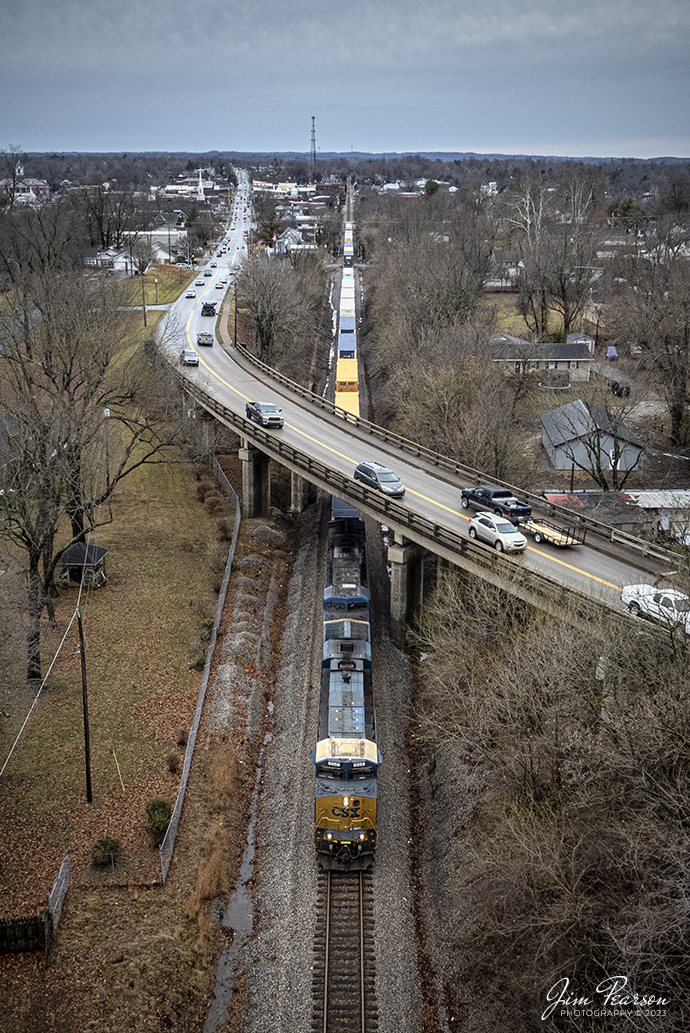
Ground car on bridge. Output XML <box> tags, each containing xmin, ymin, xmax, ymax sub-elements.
<box><xmin>468</xmin><ymin>512</ymin><xmax>527</xmax><ymax>553</ymax></box>
<box><xmin>180</xmin><ymin>346</ymin><xmax>199</xmax><ymax>366</ymax></box>
<box><xmin>354</xmin><ymin>462</ymin><xmax>405</xmax><ymax>498</ymax></box>
<box><xmin>622</xmin><ymin>584</ymin><xmax>690</xmax><ymax>634</ymax></box>
<box><xmin>245</xmin><ymin>401</ymin><xmax>284</xmax><ymax>428</ymax></box>
<box><xmin>461</xmin><ymin>485</ymin><xmax>531</xmax><ymax>524</ymax></box>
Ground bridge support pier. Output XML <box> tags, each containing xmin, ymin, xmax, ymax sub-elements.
<box><xmin>290</xmin><ymin>472</ymin><xmax>309</xmax><ymax>515</ymax></box>
<box><xmin>239</xmin><ymin>438</ymin><xmax>271</xmax><ymax>517</ymax></box>
<box><xmin>388</xmin><ymin>533</ymin><xmax>425</xmax><ymax>649</ymax></box>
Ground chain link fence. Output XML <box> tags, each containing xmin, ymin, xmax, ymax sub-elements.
<box><xmin>159</xmin><ymin>456</ymin><xmax>241</xmax><ymax>885</ymax></box>
<box><xmin>48</xmin><ymin>851</ymin><xmax>70</xmax><ymax>926</ymax></box>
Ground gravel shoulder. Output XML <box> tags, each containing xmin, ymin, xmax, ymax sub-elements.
<box><xmin>206</xmin><ymin>499</ymin><xmax>423</xmax><ymax>1032</ymax></box>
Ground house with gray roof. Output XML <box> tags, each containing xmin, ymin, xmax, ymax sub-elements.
<box><xmin>490</xmin><ymin>333</ymin><xmax>593</xmax><ymax>385</ymax></box>
<box><xmin>540</xmin><ymin>399</ymin><xmax>642</xmax><ymax>474</ymax></box>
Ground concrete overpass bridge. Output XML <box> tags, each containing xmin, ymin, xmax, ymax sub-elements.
<box><xmin>170</xmin><ymin>353</ymin><xmax>674</xmax><ymax>647</ymax></box>
<box><xmin>159</xmin><ymin>199</ymin><xmax>677</xmax><ymax>647</ymax></box>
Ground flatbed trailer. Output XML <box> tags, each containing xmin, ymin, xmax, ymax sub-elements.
<box><xmin>521</xmin><ymin>518</ymin><xmax>586</xmax><ymax>547</ymax></box>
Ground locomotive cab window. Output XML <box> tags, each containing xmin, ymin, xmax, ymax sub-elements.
<box><xmin>317</xmin><ymin>764</ymin><xmax>348</xmax><ymax>780</ymax></box>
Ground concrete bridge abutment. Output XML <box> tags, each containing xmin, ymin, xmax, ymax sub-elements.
<box><xmin>388</xmin><ymin>532</ymin><xmax>427</xmax><ymax>648</ymax></box>
<box><xmin>239</xmin><ymin>437</ymin><xmax>271</xmax><ymax>517</ymax></box>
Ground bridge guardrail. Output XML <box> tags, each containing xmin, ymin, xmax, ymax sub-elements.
<box><xmin>230</xmin><ymin>341</ymin><xmax>676</xmax><ymax>567</ymax></box>
<box><xmin>170</xmin><ymin>363</ymin><xmax>630</xmax><ymax>631</ymax></box>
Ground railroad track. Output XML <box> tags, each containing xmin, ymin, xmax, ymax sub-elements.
<box><xmin>312</xmin><ymin>870</ymin><xmax>378</xmax><ymax>1033</ymax></box>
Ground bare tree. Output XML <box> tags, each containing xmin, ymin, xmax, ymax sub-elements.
<box><xmin>72</xmin><ymin>182</ymin><xmax>153</xmax><ymax>250</ymax></box>
<box><xmin>610</xmin><ymin>249</ymin><xmax>690</xmax><ymax>445</ymax></box>
<box><xmin>252</xmin><ymin>192</ymin><xmax>284</xmax><ymax>246</ymax></box>
<box><xmin>507</xmin><ymin>174</ymin><xmax>605</xmax><ymax>337</ymax></box>
<box><xmin>0</xmin><ymin>195</ymin><xmax>84</xmax><ymax>284</ymax></box>
<box><xmin>235</xmin><ymin>252</ymin><xmax>318</xmax><ymax>362</ymax></box>
<box><xmin>411</xmin><ymin>572</ymin><xmax>690</xmax><ymax>1031</ymax></box>
<box><xmin>0</xmin><ymin>268</ymin><xmax>183</xmax><ymax>678</ymax></box>
<box><xmin>0</xmin><ymin>145</ymin><xmax>27</xmax><ymax>212</ymax></box>
<box><xmin>131</xmin><ymin>236</ymin><xmax>156</xmax><ymax>274</ymax></box>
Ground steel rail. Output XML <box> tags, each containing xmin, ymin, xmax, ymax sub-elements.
<box><xmin>323</xmin><ymin>872</ymin><xmax>332</xmax><ymax>1033</ymax></box>
<box><xmin>359</xmin><ymin>871</ymin><xmax>365</xmax><ymax>1033</ymax></box>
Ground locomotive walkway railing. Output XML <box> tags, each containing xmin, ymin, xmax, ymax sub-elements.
<box><xmin>229</xmin><ymin>340</ymin><xmax>676</xmax><ymax>567</ymax></box>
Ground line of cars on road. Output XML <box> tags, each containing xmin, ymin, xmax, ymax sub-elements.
<box><xmin>179</xmin><ymin>174</ymin><xmax>248</xmax><ymax>368</ymax></box>
<box><xmin>208</xmin><ymin>385</ymin><xmax>690</xmax><ymax>633</ymax></box>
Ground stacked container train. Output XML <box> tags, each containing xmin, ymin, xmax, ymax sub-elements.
<box><xmin>311</xmin><ymin>496</ymin><xmax>381</xmax><ymax>869</ymax></box>
<box><xmin>334</xmin><ymin>223</ymin><xmax>360</xmax><ymax>418</ymax></box>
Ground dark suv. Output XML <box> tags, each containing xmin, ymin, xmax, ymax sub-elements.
<box><xmin>354</xmin><ymin>462</ymin><xmax>405</xmax><ymax>497</ymax></box>
<box><xmin>461</xmin><ymin>485</ymin><xmax>531</xmax><ymax>523</ymax></box>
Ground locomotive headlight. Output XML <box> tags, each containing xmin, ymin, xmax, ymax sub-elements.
<box><xmin>326</xmin><ymin>832</ymin><xmax>332</xmax><ymax>840</ymax></box>
<box><xmin>343</xmin><ymin>797</ymin><xmax>349</xmax><ymax>807</ymax></box>
<box><xmin>359</xmin><ymin>833</ymin><xmax>366</xmax><ymax>841</ymax></box>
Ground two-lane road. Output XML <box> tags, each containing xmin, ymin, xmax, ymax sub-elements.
<box><xmin>161</xmin><ymin>172</ymin><xmax>660</xmax><ymax>615</ymax></box>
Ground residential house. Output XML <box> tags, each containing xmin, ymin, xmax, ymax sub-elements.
<box><xmin>487</xmin><ymin>250</ymin><xmax>521</xmax><ymax>290</ymax></box>
<box><xmin>540</xmin><ymin>399</ymin><xmax>642</xmax><ymax>473</ymax></box>
<box><xmin>84</xmin><ymin>247</ymin><xmax>133</xmax><ymax>274</ymax></box>
<box><xmin>490</xmin><ymin>333</ymin><xmax>592</xmax><ymax>385</ymax></box>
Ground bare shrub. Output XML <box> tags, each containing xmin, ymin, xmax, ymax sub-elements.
<box><xmin>166</xmin><ymin>752</ymin><xmax>180</xmax><ymax>774</ymax></box>
<box><xmin>185</xmin><ymin>824</ymin><xmax>227</xmax><ymax>921</ymax></box>
<box><xmin>204</xmin><ymin>494</ymin><xmax>226</xmax><ymax>516</ymax></box>
<box><xmin>412</xmin><ymin>572</ymin><xmax>690</xmax><ymax>1030</ymax></box>
<box><xmin>216</xmin><ymin>517</ymin><xmax>231</xmax><ymax>541</ymax></box>
<box><xmin>196</xmin><ymin>479</ymin><xmax>216</xmax><ymax>502</ymax></box>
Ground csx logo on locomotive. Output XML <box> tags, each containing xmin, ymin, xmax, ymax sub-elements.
<box><xmin>331</xmin><ymin>801</ymin><xmax>361</xmax><ymax>818</ymax></box>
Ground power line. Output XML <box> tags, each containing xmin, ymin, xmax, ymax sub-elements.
<box><xmin>0</xmin><ymin>610</ymin><xmax>78</xmax><ymax>777</ymax></box>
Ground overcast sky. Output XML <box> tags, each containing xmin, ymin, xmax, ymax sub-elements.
<box><xmin>1</xmin><ymin>0</ymin><xmax>689</xmax><ymax>159</ymax></box>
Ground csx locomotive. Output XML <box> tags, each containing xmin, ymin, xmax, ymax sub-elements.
<box><xmin>311</xmin><ymin>497</ymin><xmax>381</xmax><ymax>869</ymax></box>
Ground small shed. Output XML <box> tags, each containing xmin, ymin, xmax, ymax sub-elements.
<box><xmin>623</xmin><ymin>490</ymin><xmax>690</xmax><ymax>544</ymax></box>
<box><xmin>57</xmin><ymin>543</ymin><xmax>107</xmax><ymax>586</ymax></box>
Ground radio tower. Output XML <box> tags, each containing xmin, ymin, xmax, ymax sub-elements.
<box><xmin>311</xmin><ymin>116</ymin><xmax>316</xmax><ymax>170</ymax></box>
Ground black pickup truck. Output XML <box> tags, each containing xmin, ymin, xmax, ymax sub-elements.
<box><xmin>461</xmin><ymin>485</ymin><xmax>532</xmax><ymax>523</ymax></box>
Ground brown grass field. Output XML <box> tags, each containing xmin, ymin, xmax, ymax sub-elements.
<box><xmin>0</xmin><ymin>289</ymin><xmax>286</xmax><ymax>1030</ymax></box>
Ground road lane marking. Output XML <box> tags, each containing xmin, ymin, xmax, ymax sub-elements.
<box><xmin>179</xmin><ymin>353</ymin><xmax>625</xmax><ymax>593</ymax></box>
<box><xmin>405</xmin><ymin>491</ymin><xmax>623</xmax><ymax>590</ymax></box>
<box><xmin>523</xmin><ymin>547</ymin><xmax>622</xmax><ymax>591</ymax></box>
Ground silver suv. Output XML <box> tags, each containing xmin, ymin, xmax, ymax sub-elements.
<box><xmin>468</xmin><ymin>512</ymin><xmax>527</xmax><ymax>553</ymax></box>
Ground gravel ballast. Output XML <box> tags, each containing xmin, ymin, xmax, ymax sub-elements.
<box><xmin>203</xmin><ymin>500</ymin><xmax>424</xmax><ymax>1031</ymax></box>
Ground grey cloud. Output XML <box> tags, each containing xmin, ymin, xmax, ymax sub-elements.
<box><xmin>0</xmin><ymin>0</ymin><xmax>688</xmax><ymax>155</ymax></box>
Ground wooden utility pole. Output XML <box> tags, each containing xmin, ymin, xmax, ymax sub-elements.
<box><xmin>77</xmin><ymin>610</ymin><xmax>93</xmax><ymax>803</ymax></box>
